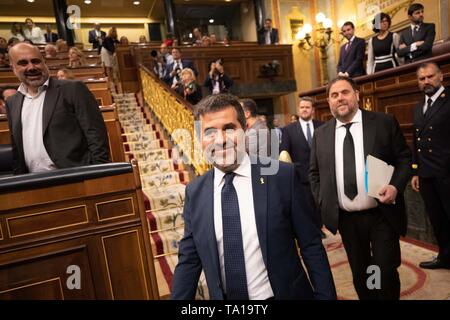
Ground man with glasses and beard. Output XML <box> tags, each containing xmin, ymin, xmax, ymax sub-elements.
<box><xmin>171</xmin><ymin>94</ymin><xmax>336</xmax><ymax>300</ymax></box>
<box><xmin>5</xmin><ymin>43</ymin><xmax>110</xmax><ymax>174</ymax></box>
<box><xmin>411</xmin><ymin>62</ymin><xmax>450</xmax><ymax>270</ymax></box>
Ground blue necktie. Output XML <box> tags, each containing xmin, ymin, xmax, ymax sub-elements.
<box><xmin>306</xmin><ymin>123</ymin><xmax>312</xmax><ymax>147</ymax></box>
<box><xmin>221</xmin><ymin>172</ymin><xmax>248</xmax><ymax>300</ymax></box>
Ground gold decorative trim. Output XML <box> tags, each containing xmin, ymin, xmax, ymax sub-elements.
<box><xmin>0</xmin><ymin>223</ymin><xmax>3</xmax><ymax>241</ymax></box>
<box><xmin>95</xmin><ymin>197</ymin><xmax>135</xmax><ymax>222</ymax></box>
<box><xmin>0</xmin><ymin>277</ymin><xmax>65</xmax><ymax>299</ymax></box>
<box><xmin>6</xmin><ymin>205</ymin><xmax>89</xmax><ymax>239</ymax></box>
<box><xmin>154</xmin><ymin>251</ymin><xmax>177</xmax><ymax>259</ymax></box>
<box><xmin>139</xmin><ymin>68</ymin><xmax>211</xmax><ymax>175</ymax></box>
<box><xmin>149</xmin><ymin>225</ymin><xmax>182</xmax><ymax>234</ymax></box>
<box><xmin>101</xmin><ymin>230</ymin><xmax>150</xmax><ymax>300</ymax></box>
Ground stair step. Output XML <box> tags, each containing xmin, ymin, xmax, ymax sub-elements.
<box><xmin>147</xmin><ymin>206</ymin><xmax>184</xmax><ymax>233</ymax></box>
<box><xmin>142</xmin><ymin>184</ymin><xmax>186</xmax><ymax>211</ymax></box>
<box><xmin>149</xmin><ymin>225</ymin><xmax>184</xmax><ymax>256</ymax></box>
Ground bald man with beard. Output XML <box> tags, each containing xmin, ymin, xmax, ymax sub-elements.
<box><xmin>6</xmin><ymin>43</ymin><xmax>110</xmax><ymax>174</ymax></box>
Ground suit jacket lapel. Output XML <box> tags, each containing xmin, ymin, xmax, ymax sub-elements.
<box><xmin>294</xmin><ymin>121</ymin><xmax>308</xmax><ymax>147</ymax></box>
<box><xmin>42</xmin><ymin>78</ymin><xmax>60</xmax><ymax>135</ymax></box>
<box><xmin>324</xmin><ymin>120</ymin><xmax>337</xmax><ymax>190</ymax></box>
<box><xmin>423</xmin><ymin>92</ymin><xmax>448</xmax><ymax>124</ymax></box>
<box><xmin>362</xmin><ymin>109</ymin><xmax>376</xmax><ymax>158</ymax></box>
<box><xmin>251</xmin><ymin>160</ymin><xmax>268</xmax><ymax>267</ymax></box>
<box><xmin>202</xmin><ymin>170</ymin><xmax>221</xmax><ymax>279</ymax></box>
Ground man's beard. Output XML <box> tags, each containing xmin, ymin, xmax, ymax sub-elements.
<box><xmin>423</xmin><ymin>84</ymin><xmax>439</xmax><ymax>96</ymax></box>
<box><xmin>20</xmin><ymin>69</ymin><xmax>48</xmax><ymax>88</ymax></box>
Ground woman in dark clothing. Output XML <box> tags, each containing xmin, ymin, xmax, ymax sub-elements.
<box><xmin>367</xmin><ymin>12</ymin><xmax>403</xmax><ymax>74</ymax></box>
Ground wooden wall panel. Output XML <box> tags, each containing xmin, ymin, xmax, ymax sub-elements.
<box><xmin>0</xmin><ymin>165</ymin><xmax>159</xmax><ymax>300</ymax></box>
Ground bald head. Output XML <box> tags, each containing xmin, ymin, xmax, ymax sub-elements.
<box><xmin>9</xmin><ymin>43</ymin><xmax>49</xmax><ymax>93</ymax></box>
<box><xmin>9</xmin><ymin>42</ymin><xmax>43</xmax><ymax>62</ymax></box>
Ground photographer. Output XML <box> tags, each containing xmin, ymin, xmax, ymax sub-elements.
<box><xmin>203</xmin><ymin>59</ymin><xmax>233</xmax><ymax>95</ymax></box>
<box><xmin>150</xmin><ymin>50</ymin><xmax>168</xmax><ymax>79</ymax></box>
<box><xmin>173</xmin><ymin>68</ymin><xmax>202</xmax><ymax>105</ymax></box>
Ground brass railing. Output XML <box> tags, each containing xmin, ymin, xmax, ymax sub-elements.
<box><xmin>139</xmin><ymin>65</ymin><xmax>210</xmax><ymax>175</ymax></box>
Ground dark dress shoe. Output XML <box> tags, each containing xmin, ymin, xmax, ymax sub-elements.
<box><xmin>419</xmin><ymin>257</ymin><xmax>450</xmax><ymax>269</ymax></box>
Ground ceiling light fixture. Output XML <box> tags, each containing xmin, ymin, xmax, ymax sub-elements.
<box><xmin>27</xmin><ymin>0</ymin><xmax>35</xmax><ymax>3</ymax></box>
<box><xmin>133</xmin><ymin>1</ymin><xmax>140</xmax><ymax>5</ymax></box>
<box><xmin>209</xmin><ymin>19</ymin><xmax>214</xmax><ymax>24</ymax></box>
<box><xmin>84</xmin><ymin>0</ymin><xmax>92</xmax><ymax>4</ymax></box>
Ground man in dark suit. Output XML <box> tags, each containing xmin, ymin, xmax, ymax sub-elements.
<box><xmin>6</xmin><ymin>43</ymin><xmax>110</xmax><ymax>174</ymax></box>
<box><xmin>280</xmin><ymin>96</ymin><xmax>324</xmax><ymax>234</ymax></box>
<box><xmin>163</xmin><ymin>47</ymin><xmax>197</xmax><ymax>86</ymax></box>
<box><xmin>172</xmin><ymin>94</ymin><xmax>336</xmax><ymax>300</ymax></box>
<box><xmin>88</xmin><ymin>23</ymin><xmax>106</xmax><ymax>52</ymax></box>
<box><xmin>44</xmin><ymin>25</ymin><xmax>58</xmax><ymax>43</ymax></box>
<box><xmin>411</xmin><ymin>62</ymin><xmax>450</xmax><ymax>269</ymax></box>
<box><xmin>257</xmin><ymin>18</ymin><xmax>279</xmax><ymax>45</ymax></box>
<box><xmin>337</xmin><ymin>21</ymin><xmax>366</xmax><ymax>78</ymax></box>
<box><xmin>310</xmin><ymin>76</ymin><xmax>411</xmax><ymax>300</ymax></box>
<box><xmin>397</xmin><ymin>3</ymin><xmax>435</xmax><ymax>64</ymax></box>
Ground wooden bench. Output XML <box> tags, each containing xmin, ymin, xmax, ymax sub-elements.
<box><xmin>45</xmin><ymin>55</ymin><xmax>101</xmax><ymax>67</ymax></box>
<box><xmin>0</xmin><ymin>66</ymin><xmax>105</xmax><ymax>84</ymax></box>
<box><xmin>0</xmin><ymin>161</ymin><xmax>159</xmax><ymax>299</ymax></box>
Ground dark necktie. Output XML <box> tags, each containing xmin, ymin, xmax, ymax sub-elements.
<box><xmin>221</xmin><ymin>172</ymin><xmax>248</xmax><ymax>300</ymax></box>
<box><xmin>345</xmin><ymin>40</ymin><xmax>352</xmax><ymax>52</ymax></box>
<box><xmin>412</xmin><ymin>25</ymin><xmax>419</xmax><ymax>39</ymax></box>
<box><xmin>424</xmin><ymin>97</ymin><xmax>433</xmax><ymax>118</ymax></box>
<box><xmin>343</xmin><ymin>123</ymin><xmax>357</xmax><ymax>200</ymax></box>
<box><xmin>306</xmin><ymin>122</ymin><xmax>312</xmax><ymax>147</ymax></box>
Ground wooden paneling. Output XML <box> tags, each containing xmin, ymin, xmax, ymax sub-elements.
<box><xmin>6</xmin><ymin>205</ymin><xmax>88</xmax><ymax>239</ymax></box>
<box><xmin>0</xmin><ymin>163</ymin><xmax>159</xmax><ymax>300</ymax></box>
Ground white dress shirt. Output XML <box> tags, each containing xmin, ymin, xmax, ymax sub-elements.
<box><xmin>409</xmin><ymin>24</ymin><xmax>420</xmax><ymax>52</ymax></box>
<box><xmin>265</xmin><ymin>29</ymin><xmax>272</xmax><ymax>44</ymax></box>
<box><xmin>213</xmin><ymin>153</ymin><xmax>274</xmax><ymax>300</ymax></box>
<box><xmin>299</xmin><ymin>118</ymin><xmax>314</xmax><ymax>142</ymax></box>
<box><xmin>423</xmin><ymin>86</ymin><xmax>445</xmax><ymax>114</ymax></box>
<box><xmin>335</xmin><ymin>109</ymin><xmax>378</xmax><ymax>212</ymax></box>
<box><xmin>19</xmin><ymin>79</ymin><xmax>57</xmax><ymax>173</ymax></box>
<box><xmin>23</xmin><ymin>26</ymin><xmax>46</xmax><ymax>44</ymax></box>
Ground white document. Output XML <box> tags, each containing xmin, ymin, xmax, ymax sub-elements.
<box><xmin>365</xmin><ymin>155</ymin><xmax>394</xmax><ymax>200</ymax></box>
